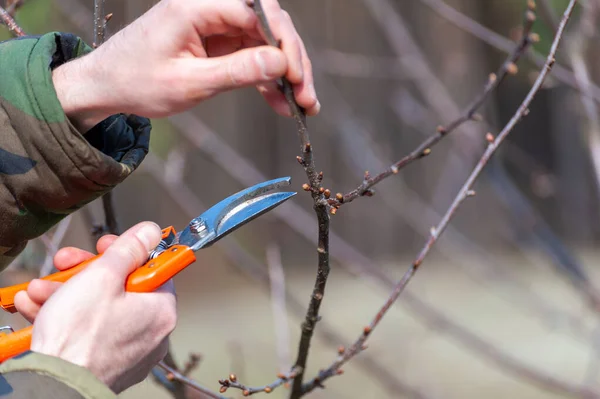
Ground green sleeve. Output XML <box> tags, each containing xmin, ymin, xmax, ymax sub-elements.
<box><xmin>0</xmin><ymin>32</ymin><xmax>151</xmax><ymax>270</ymax></box>
<box><xmin>0</xmin><ymin>351</ymin><xmax>116</xmax><ymax>399</ymax></box>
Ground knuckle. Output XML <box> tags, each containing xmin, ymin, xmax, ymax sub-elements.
<box><xmin>161</xmin><ymin>306</ymin><xmax>178</xmax><ymax>335</ymax></box>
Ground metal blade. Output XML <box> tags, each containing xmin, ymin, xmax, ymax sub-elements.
<box><xmin>216</xmin><ymin>191</ymin><xmax>296</xmax><ymax>239</ymax></box>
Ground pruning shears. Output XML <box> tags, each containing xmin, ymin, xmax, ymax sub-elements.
<box><xmin>0</xmin><ymin>177</ymin><xmax>295</xmax><ymax>362</ymax></box>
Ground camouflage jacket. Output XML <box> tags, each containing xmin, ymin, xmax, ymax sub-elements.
<box><xmin>0</xmin><ymin>32</ymin><xmax>151</xmax><ymax>398</ymax></box>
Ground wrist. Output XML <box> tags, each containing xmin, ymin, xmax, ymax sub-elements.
<box><xmin>52</xmin><ymin>52</ymin><xmax>115</xmax><ymax>133</ymax></box>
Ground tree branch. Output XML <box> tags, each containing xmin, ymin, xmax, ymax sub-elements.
<box><xmin>249</xmin><ymin>1</ymin><xmax>332</xmax><ymax>397</ymax></box>
<box><xmin>93</xmin><ymin>0</ymin><xmax>105</xmax><ymax>47</ymax></box>
<box><xmin>330</xmin><ymin>3</ymin><xmax>538</xmax><ymax>207</ymax></box>
<box><xmin>418</xmin><ymin>0</ymin><xmax>600</xmax><ymax>104</ymax></box>
<box><xmin>157</xmin><ymin>362</ymin><xmax>226</xmax><ymax>399</ymax></box>
<box><xmin>302</xmin><ymin>0</ymin><xmax>578</xmax><ymax>392</ymax></box>
<box><xmin>218</xmin><ymin>369</ymin><xmax>299</xmax><ymax>396</ymax></box>
<box><xmin>0</xmin><ymin>5</ymin><xmax>24</xmax><ymax>36</ymax></box>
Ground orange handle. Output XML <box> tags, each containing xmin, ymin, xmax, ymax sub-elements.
<box><xmin>0</xmin><ymin>226</ymin><xmax>179</xmax><ymax>313</ymax></box>
<box><xmin>0</xmin><ymin>255</ymin><xmax>102</xmax><ymax>313</ymax></box>
<box><xmin>0</xmin><ymin>326</ymin><xmax>32</xmax><ymax>363</ymax></box>
<box><xmin>0</xmin><ymin>233</ymin><xmax>196</xmax><ymax>362</ymax></box>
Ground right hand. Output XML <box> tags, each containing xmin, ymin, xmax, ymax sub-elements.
<box><xmin>53</xmin><ymin>0</ymin><xmax>319</xmax><ymax>131</ymax></box>
<box><xmin>14</xmin><ymin>222</ymin><xmax>177</xmax><ymax>393</ymax></box>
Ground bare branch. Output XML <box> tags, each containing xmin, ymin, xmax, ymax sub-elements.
<box><xmin>157</xmin><ymin>361</ymin><xmax>227</xmax><ymax>399</ymax></box>
<box><xmin>267</xmin><ymin>244</ymin><xmax>291</xmax><ymax>373</ymax></box>
<box><xmin>218</xmin><ymin>369</ymin><xmax>299</xmax><ymax>396</ymax></box>
<box><xmin>418</xmin><ymin>0</ymin><xmax>600</xmax><ymax>103</ymax></box>
<box><xmin>331</xmin><ymin>4</ymin><xmax>538</xmax><ymax>207</ymax></box>
<box><xmin>249</xmin><ymin>1</ymin><xmax>332</xmax><ymax>396</ymax></box>
<box><xmin>93</xmin><ymin>0</ymin><xmax>105</xmax><ymax>47</ymax></box>
<box><xmin>0</xmin><ymin>5</ymin><xmax>24</xmax><ymax>36</ymax></box>
<box><xmin>303</xmin><ymin>0</ymin><xmax>578</xmax><ymax>392</ymax></box>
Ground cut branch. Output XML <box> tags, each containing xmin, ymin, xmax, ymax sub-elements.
<box><xmin>331</xmin><ymin>3</ymin><xmax>537</xmax><ymax>207</ymax></box>
<box><xmin>303</xmin><ymin>0</ymin><xmax>578</xmax><ymax>392</ymax></box>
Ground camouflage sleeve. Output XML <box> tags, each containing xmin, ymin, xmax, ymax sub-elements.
<box><xmin>0</xmin><ymin>351</ymin><xmax>116</xmax><ymax>399</ymax></box>
<box><xmin>0</xmin><ymin>32</ymin><xmax>151</xmax><ymax>270</ymax></box>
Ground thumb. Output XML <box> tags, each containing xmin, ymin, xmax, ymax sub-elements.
<box><xmin>93</xmin><ymin>222</ymin><xmax>161</xmax><ymax>280</ymax></box>
<box><xmin>192</xmin><ymin>46</ymin><xmax>287</xmax><ymax>95</ymax></box>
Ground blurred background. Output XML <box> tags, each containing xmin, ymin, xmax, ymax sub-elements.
<box><xmin>3</xmin><ymin>0</ymin><xmax>600</xmax><ymax>397</ymax></box>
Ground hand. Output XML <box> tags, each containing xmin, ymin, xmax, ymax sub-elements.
<box><xmin>53</xmin><ymin>0</ymin><xmax>319</xmax><ymax>131</ymax></box>
<box><xmin>14</xmin><ymin>222</ymin><xmax>177</xmax><ymax>393</ymax></box>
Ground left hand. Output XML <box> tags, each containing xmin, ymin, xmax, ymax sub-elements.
<box><xmin>15</xmin><ymin>234</ymin><xmax>118</xmax><ymax>323</ymax></box>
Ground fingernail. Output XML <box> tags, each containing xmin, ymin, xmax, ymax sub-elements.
<box><xmin>256</xmin><ymin>50</ymin><xmax>285</xmax><ymax>79</ymax></box>
<box><xmin>314</xmin><ymin>100</ymin><xmax>321</xmax><ymax>114</ymax></box>
<box><xmin>135</xmin><ymin>222</ymin><xmax>160</xmax><ymax>249</ymax></box>
<box><xmin>308</xmin><ymin>83</ymin><xmax>318</xmax><ymax>102</ymax></box>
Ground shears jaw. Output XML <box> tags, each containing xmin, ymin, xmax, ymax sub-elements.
<box><xmin>176</xmin><ymin>177</ymin><xmax>295</xmax><ymax>251</ymax></box>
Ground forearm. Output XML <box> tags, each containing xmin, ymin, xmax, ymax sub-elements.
<box><xmin>0</xmin><ymin>32</ymin><xmax>151</xmax><ymax>271</ymax></box>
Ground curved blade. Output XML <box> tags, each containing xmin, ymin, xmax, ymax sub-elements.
<box><xmin>217</xmin><ymin>191</ymin><xmax>296</xmax><ymax>238</ymax></box>
<box><xmin>177</xmin><ymin>177</ymin><xmax>295</xmax><ymax>250</ymax></box>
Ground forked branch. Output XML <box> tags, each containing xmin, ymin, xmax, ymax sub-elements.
<box><xmin>302</xmin><ymin>0</ymin><xmax>577</xmax><ymax>392</ymax></box>
<box><xmin>329</xmin><ymin>2</ymin><xmax>538</xmax><ymax>208</ymax></box>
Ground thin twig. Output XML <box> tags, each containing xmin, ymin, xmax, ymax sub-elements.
<box><xmin>249</xmin><ymin>1</ymin><xmax>331</xmax><ymax>396</ymax></box>
<box><xmin>330</xmin><ymin>4</ymin><xmax>537</xmax><ymax>207</ymax></box>
<box><xmin>218</xmin><ymin>369</ymin><xmax>299</xmax><ymax>396</ymax></box>
<box><xmin>267</xmin><ymin>244</ymin><xmax>291</xmax><ymax>373</ymax></box>
<box><xmin>93</xmin><ymin>0</ymin><xmax>105</xmax><ymax>47</ymax></box>
<box><xmin>0</xmin><ymin>5</ymin><xmax>24</xmax><ymax>36</ymax></box>
<box><xmin>418</xmin><ymin>0</ymin><xmax>600</xmax><ymax>104</ymax></box>
<box><xmin>157</xmin><ymin>362</ymin><xmax>227</xmax><ymax>399</ymax></box>
<box><xmin>303</xmin><ymin>0</ymin><xmax>578</xmax><ymax>392</ymax></box>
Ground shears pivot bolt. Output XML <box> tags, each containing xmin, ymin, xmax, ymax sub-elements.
<box><xmin>189</xmin><ymin>218</ymin><xmax>207</xmax><ymax>235</ymax></box>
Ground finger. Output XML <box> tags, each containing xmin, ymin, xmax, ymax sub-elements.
<box><xmin>184</xmin><ymin>46</ymin><xmax>287</xmax><ymax>97</ymax></box>
<box><xmin>256</xmin><ymin>81</ymin><xmax>293</xmax><ymax>117</ymax></box>
<box><xmin>253</xmin><ymin>1</ymin><xmax>303</xmax><ymax>83</ymax></box>
<box><xmin>97</xmin><ymin>234</ymin><xmax>118</xmax><ymax>253</ymax></box>
<box><xmin>93</xmin><ymin>222</ymin><xmax>162</xmax><ymax>280</ymax></box>
<box><xmin>53</xmin><ymin>247</ymin><xmax>96</xmax><ymax>271</ymax></box>
<box><xmin>277</xmin><ymin>10</ymin><xmax>304</xmax><ymax>84</ymax></box>
<box><xmin>293</xmin><ymin>33</ymin><xmax>320</xmax><ymax>116</ymax></box>
<box><xmin>14</xmin><ymin>291</ymin><xmax>42</xmax><ymax>324</ymax></box>
<box><xmin>192</xmin><ymin>0</ymin><xmax>257</xmax><ymax>36</ymax></box>
<box><xmin>26</xmin><ymin>279</ymin><xmax>63</xmax><ymax>305</ymax></box>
